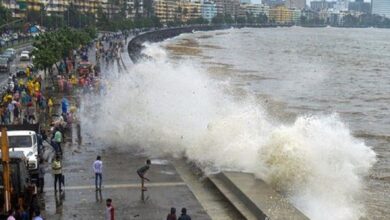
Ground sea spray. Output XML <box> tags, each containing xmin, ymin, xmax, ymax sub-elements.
<box><xmin>80</xmin><ymin>43</ymin><xmax>376</xmax><ymax>220</ymax></box>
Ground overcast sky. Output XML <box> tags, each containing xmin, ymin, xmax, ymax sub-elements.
<box><xmin>251</xmin><ymin>0</ymin><xmax>371</xmax><ymax>5</ymax></box>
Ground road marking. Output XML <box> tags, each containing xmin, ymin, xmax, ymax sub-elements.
<box><xmin>45</xmin><ymin>182</ymin><xmax>186</xmax><ymax>191</ymax></box>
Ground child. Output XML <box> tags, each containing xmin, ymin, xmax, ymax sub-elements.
<box><xmin>137</xmin><ymin>159</ymin><xmax>151</xmax><ymax>191</ymax></box>
<box><xmin>105</xmin><ymin>198</ymin><xmax>114</xmax><ymax>220</ymax></box>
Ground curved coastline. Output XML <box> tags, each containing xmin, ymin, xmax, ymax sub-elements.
<box><xmin>127</xmin><ymin>24</ymin><xmax>291</xmax><ymax>62</ymax></box>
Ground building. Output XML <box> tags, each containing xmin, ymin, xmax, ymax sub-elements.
<box><xmin>239</xmin><ymin>3</ymin><xmax>269</xmax><ymax>17</ymax></box>
<box><xmin>310</xmin><ymin>0</ymin><xmax>336</xmax><ymax>11</ymax></box>
<box><xmin>291</xmin><ymin>7</ymin><xmax>301</xmax><ymax>23</ymax></box>
<box><xmin>214</xmin><ymin>0</ymin><xmax>240</xmax><ymax>17</ymax></box>
<box><xmin>124</xmin><ymin>0</ymin><xmax>144</xmax><ymax>18</ymax></box>
<box><xmin>263</xmin><ymin>0</ymin><xmax>285</xmax><ymax>7</ymax></box>
<box><xmin>285</xmin><ymin>0</ymin><xmax>306</xmax><ymax>9</ymax></box>
<box><xmin>372</xmin><ymin>0</ymin><xmax>390</xmax><ymax>18</ymax></box>
<box><xmin>269</xmin><ymin>5</ymin><xmax>292</xmax><ymax>23</ymax></box>
<box><xmin>201</xmin><ymin>1</ymin><xmax>217</xmax><ymax>22</ymax></box>
<box><xmin>153</xmin><ymin>0</ymin><xmax>178</xmax><ymax>24</ymax></box>
<box><xmin>240</xmin><ymin>0</ymin><xmax>250</xmax><ymax>4</ymax></box>
<box><xmin>333</xmin><ymin>0</ymin><xmax>349</xmax><ymax>12</ymax></box>
<box><xmin>179</xmin><ymin>0</ymin><xmax>201</xmax><ymax>22</ymax></box>
<box><xmin>348</xmin><ymin>0</ymin><xmax>370</xmax><ymax>14</ymax></box>
<box><xmin>2</xmin><ymin>0</ymin><xmax>112</xmax><ymax>18</ymax></box>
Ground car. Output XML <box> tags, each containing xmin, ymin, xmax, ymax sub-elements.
<box><xmin>7</xmin><ymin>130</ymin><xmax>39</xmax><ymax>171</ymax></box>
<box><xmin>3</xmin><ymin>48</ymin><xmax>16</xmax><ymax>61</ymax></box>
<box><xmin>0</xmin><ymin>58</ymin><xmax>10</xmax><ymax>72</ymax></box>
<box><xmin>20</xmin><ymin>50</ymin><xmax>30</xmax><ymax>61</ymax></box>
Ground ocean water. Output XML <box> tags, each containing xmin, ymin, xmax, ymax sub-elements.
<box><xmin>81</xmin><ymin>27</ymin><xmax>389</xmax><ymax>219</ymax></box>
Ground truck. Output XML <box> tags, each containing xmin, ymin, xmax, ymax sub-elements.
<box><xmin>0</xmin><ymin>128</ymin><xmax>36</xmax><ymax>218</ymax></box>
<box><xmin>3</xmin><ymin>124</ymin><xmax>41</xmax><ymax>182</ymax></box>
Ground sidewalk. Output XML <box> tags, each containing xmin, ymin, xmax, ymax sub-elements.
<box><xmin>42</xmin><ymin>142</ymin><xmax>211</xmax><ymax>219</ymax></box>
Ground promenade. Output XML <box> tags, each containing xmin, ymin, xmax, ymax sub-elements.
<box><xmin>40</xmin><ymin>35</ymin><xmax>211</xmax><ymax>219</ymax></box>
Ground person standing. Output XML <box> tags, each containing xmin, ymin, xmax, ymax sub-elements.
<box><xmin>93</xmin><ymin>156</ymin><xmax>103</xmax><ymax>191</ymax></box>
<box><xmin>52</xmin><ymin>155</ymin><xmax>62</xmax><ymax>193</ymax></box>
<box><xmin>178</xmin><ymin>208</ymin><xmax>191</xmax><ymax>220</ymax></box>
<box><xmin>137</xmin><ymin>159</ymin><xmax>151</xmax><ymax>191</ymax></box>
<box><xmin>54</xmin><ymin>128</ymin><xmax>63</xmax><ymax>155</ymax></box>
<box><xmin>166</xmin><ymin>207</ymin><xmax>177</xmax><ymax>220</ymax></box>
<box><xmin>32</xmin><ymin>210</ymin><xmax>43</xmax><ymax>220</ymax></box>
<box><xmin>105</xmin><ymin>198</ymin><xmax>114</xmax><ymax>220</ymax></box>
<box><xmin>38</xmin><ymin>159</ymin><xmax>45</xmax><ymax>193</ymax></box>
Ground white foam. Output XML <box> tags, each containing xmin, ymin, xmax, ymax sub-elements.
<box><xmin>80</xmin><ymin>43</ymin><xmax>376</xmax><ymax>220</ymax></box>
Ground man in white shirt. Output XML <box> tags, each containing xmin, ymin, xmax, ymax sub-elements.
<box><xmin>93</xmin><ymin>156</ymin><xmax>103</xmax><ymax>191</ymax></box>
<box><xmin>33</xmin><ymin>210</ymin><xmax>43</xmax><ymax>220</ymax></box>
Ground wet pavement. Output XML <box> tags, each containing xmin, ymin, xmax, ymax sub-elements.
<box><xmin>41</xmin><ymin>143</ymin><xmax>211</xmax><ymax>219</ymax></box>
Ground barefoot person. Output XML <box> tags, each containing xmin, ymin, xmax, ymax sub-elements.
<box><xmin>137</xmin><ymin>159</ymin><xmax>151</xmax><ymax>191</ymax></box>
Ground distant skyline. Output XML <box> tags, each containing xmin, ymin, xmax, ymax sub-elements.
<box><xmin>250</xmin><ymin>0</ymin><xmax>371</xmax><ymax>5</ymax></box>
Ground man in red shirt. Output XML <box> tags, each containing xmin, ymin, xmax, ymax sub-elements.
<box><xmin>105</xmin><ymin>198</ymin><xmax>114</xmax><ymax>220</ymax></box>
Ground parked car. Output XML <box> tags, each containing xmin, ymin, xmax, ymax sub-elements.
<box><xmin>0</xmin><ymin>58</ymin><xmax>10</xmax><ymax>73</ymax></box>
<box><xmin>3</xmin><ymin>48</ymin><xmax>16</xmax><ymax>61</ymax></box>
<box><xmin>20</xmin><ymin>50</ymin><xmax>30</xmax><ymax>61</ymax></box>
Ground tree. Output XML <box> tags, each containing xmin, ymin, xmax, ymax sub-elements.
<box><xmin>0</xmin><ymin>5</ymin><xmax>13</xmax><ymax>26</ymax></box>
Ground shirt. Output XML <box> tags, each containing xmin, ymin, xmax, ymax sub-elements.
<box><xmin>137</xmin><ymin>165</ymin><xmax>150</xmax><ymax>175</ymax></box>
<box><xmin>93</xmin><ymin>160</ymin><xmax>103</xmax><ymax>174</ymax></box>
<box><xmin>52</xmin><ymin>160</ymin><xmax>62</xmax><ymax>175</ymax></box>
<box><xmin>105</xmin><ymin>205</ymin><xmax>114</xmax><ymax>220</ymax></box>
<box><xmin>54</xmin><ymin>131</ymin><xmax>62</xmax><ymax>143</ymax></box>
<box><xmin>7</xmin><ymin>216</ymin><xmax>15</xmax><ymax>220</ymax></box>
<box><xmin>33</xmin><ymin>216</ymin><xmax>43</xmax><ymax>220</ymax></box>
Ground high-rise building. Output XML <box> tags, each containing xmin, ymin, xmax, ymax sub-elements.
<box><xmin>348</xmin><ymin>0</ymin><xmax>370</xmax><ymax>14</ymax></box>
<box><xmin>263</xmin><ymin>0</ymin><xmax>285</xmax><ymax>7</ymax></box>
<box><xmin>153</xmin><ymin>0</ymin><xmax>178</xmax><ymax>24</ymax></box>
<box><xmin>201</xmin><ymin>1</ymin><xmax>217</xmax><ymax>22</ymax></box>
<box><xmin>372</xmin><ymin>0</ymin><xmax>390</xmax><ymax>18</ymax></box>
<box><xmin>310</xmin><ymin>0</ymin><xmax>336</xmax><ymax>11</ymax></box>
<box><xmin>285</xmin><ymin>0</ymin><xmax>306</xmax><ymax>9</ymax></box>
<box><xmin>240</xmin><ymin>0</ymin><xmax>250</xmax><ymax>4</ymax></box>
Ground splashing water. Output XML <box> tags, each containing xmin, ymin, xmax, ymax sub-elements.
<box><xmin>81</xmin><ymin>43</ymin><xmax>376</xmax><ymax>220</ymax></box>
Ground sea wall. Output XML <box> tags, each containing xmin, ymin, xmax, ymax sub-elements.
<box><xmin>127</xmin><ymin>24</ymin><xmax>289</xmax><ymax>62</ymax></box>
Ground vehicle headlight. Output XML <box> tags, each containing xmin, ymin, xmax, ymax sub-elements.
<box><xmin>27</xmin><ymin>152</ymin><xmax>34</xmax><ymax>157</ymax></box>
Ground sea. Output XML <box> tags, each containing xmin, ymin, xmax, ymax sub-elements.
<box><xmin>82</xmin><ymin>27</ymin><xmax>390</xmax><ymax>220</ymax></box>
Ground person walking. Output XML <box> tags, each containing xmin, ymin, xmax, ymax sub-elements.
<box><xmin>38</xmin><ymin>159</ymin><xmax>45</xmax><ymax>193</ymax></box>
<box><xmin>52</xmin><ymin>155</ymin><xmax>62</xmax><ymax>193</ymax></box>
<box><xmin>54</xmin><ymin>128</ymin><xmax>63</xmax><ymax>155</ymax></box>
<box><xmin>178</xmin><ymin>208</ymin><xmax>191</xmax><ymax>220</ymax></box>
<box><xmin>105</xmin><ymin>198</ymin><xmax>115</xmax><ymax>220</ymax></box>
<box><xmin>93</xmin><ymin>156</ymin><xmax>103</xmax><ymax>191</ymax></box>
<box><xmin>166</xmin><ymin>207</ymin><xmax>177</xmax><ymax>220</ymax></box>
<box><xmin>137</xmin><ymin>159</ymin><xmax>151</xmax><ymax>191</ymax></box>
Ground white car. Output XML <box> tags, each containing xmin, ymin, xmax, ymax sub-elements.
<box><xmin>7</xmin><ymin>130</ymin><xmax>39</xmax><ymax>171</ymax></box>
<box><xmin>20</xmin><ymin>51</ymin><xmax>30</xmax><ymax>61</ymax></box>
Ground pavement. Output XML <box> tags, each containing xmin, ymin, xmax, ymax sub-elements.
<box><xmin>41</xmin><ymin>142</ymin><xmax>211</xmax><ymax>219</ymax></box>
<box><xmin>39</xmin><ymin>38</ymin><xmax>211</xmax><ymax>219</ymax></box>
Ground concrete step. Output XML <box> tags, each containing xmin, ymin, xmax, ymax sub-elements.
<box><xmin>218</xmin><ymin>171</ymin><xmax>309</xmax><ymax>220</ymax></box>
<box><xmin>208</xmin><ymin>173</ymin><xmax>260</xmax><ymax>220</ymax></box>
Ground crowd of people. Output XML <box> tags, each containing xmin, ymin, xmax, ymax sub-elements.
<box><xmin>4</xmin><ymin>31</ymin><xmax>196</xmax><ymax>220</ymax></box>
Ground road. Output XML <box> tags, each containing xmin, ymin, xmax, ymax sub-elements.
<box><xmin>0</xmin><ymin>45</ymin><xmax>33</xmax><ymax>91</ymax></box>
